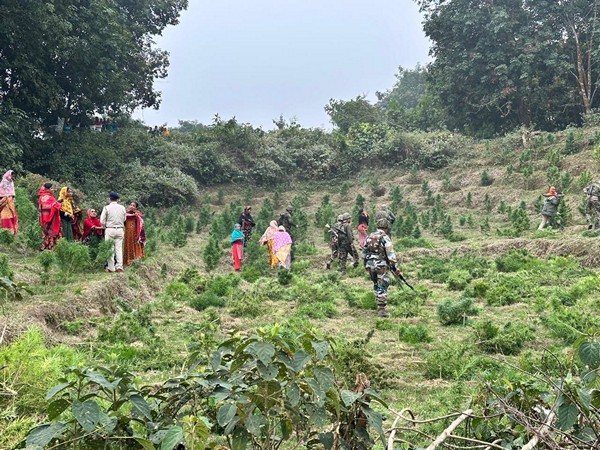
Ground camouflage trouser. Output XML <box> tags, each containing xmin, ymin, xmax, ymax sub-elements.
<box><xmin>585</xmin><ymin>198</ymin><xmax>600</xmax><ymax>229</ymax></box>
<box><xmin>338</xmin><ymin>244</ymin><xmax>359</xmax><ymax>272</ymax></box>
<box><xmin>326</xmin><ymin>245</ymin><xmax>338</xmax><ymax>268</ymax></box>
<box><xmin>242</xmin><ymin>229</ymin><xmax>252</xmax><ymax>247</ymax></box>
<box><xmin>367</xmin><ymin>266</ymin><xmax>390</xmax><ymax>307</ymax></box>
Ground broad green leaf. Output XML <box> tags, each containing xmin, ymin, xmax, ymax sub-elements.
<box><xmin>309</xmin><ymin>405</ymin><xmax>327</xmax><ymax>427</ymax></box>
<box><xmin>340</xmin><ymin>390</ymin><xmax>361</xmax><ymax>407</ymax></box>
<box><xmin>361</xmin><ymin>406</ymin><xmax>385</xmax><ymax>445</ymax></box>
<box><xmin>160</xmin><ymin>425</ymin><xmax>184</xmax><ymax>450</ymax></box>
<box><xmin>247</xmin><ymin>342</ymin><xmax>275</xmax><ymax>366</ymax></box>
<box><xmin>47</xmin><ymin>398</ymin><xmax>70</xmax><ymax>420</ymax></box>
<box><xmin>130</xmin><ymin>393</ymin><xmax>153</xmax><ymax>420</ymax></box>
<box><xmin>307</xmin><ymin>378</ymin><xmax>324</xmax><ymax>400</ymax></box>
<box><xmin>183</xmin><ymin>416</ymin><xmax>210</xmax><ymax>450</ymax></box>
<box><xmin>312</xmin><ymin>340</ymin><xmax>329</xmax><ymax>360</ymax></box>
<box><xmin>98</xmin><ymin>412</ymin><xmax>117</xmax><ymax>433</ymax></box>
<box><xmin>592</xmin><ymin>389</ymin><xmax>600</xmax><ymax>408</ymax></box>
<box><xmin>290</xmin><ymin>350</ymin><xmax>311</xmax><ymax>371</ymax></box>
<box><xmin>577</xmin><ymin>387</ymin><xmax>592</xmax><ymax>410</ymax></box>
<box><xmin>557</xmin><ymin>403</ymin><xmax>578</xmax><ymax>431</ymax></box>
<box><xmin>314</xmin><ymin>367</ymin><xmax>335</xmax><ymax>391</ymax></box>
<box><xmin>72</xmin><ymin>399</ymin><xmax>100</xmax><ymax>432</ymax></box>
<box><xmin>280</xmin><ymin>417</ymin><xmax>292</xmax><ymax>440</ymax></box>
<box><xmin>224</xmin><ymin>416</ymin><xmax>240</xmax><ymax>435</ymax></box>
<box><xmin>579</xmin><ymin>341</ymin><xmax>600</xmax><ymax>369</ymax></box>
<box><xmin>134</xmin><ymin>437</ymin><xmax>156</xmax><ymax>450</ymax></box>
<box><xmin>319</xmin><ymin>431</ymin><xmax>335</xmax><ymax>450</ymax></box>
<box><xmin>26</xmin><ymin>423</ymin><xmax>66</xmax><ymax>447</ymax></box>
<box><xmin>231</xmin><ymin>427</ymin><xmax>249</xmax><ymax>450</ymax></box>
<box><xmin>256</xmin><ymin>360</ymin><xmax>279</xmax><ymax>380</ymax></box>
<box><xmin>45</xmin><ymin>382</ymin><xmax>72</xmax><ymax>401</ymax></box>
<box><xmin>217</xmin><ymin>403</ymin><xmax>237</xmax><ymax>427</ymax></box>
<box><xmin>85</xmin><ymin>371</ymin><xmax>116</xmax><ymax>391</ymax></box>
<box><xmin>287</xmin><ymin>382</ymin><xmax>300</xmax><ymax>407</ymax></box>
<box><xmin>363</xmin><ymin>388</ymin><xmax>389</xmax><ymax>408</ymax></box>
<box><xmin>245</xmin><ymin>413</ymin><xmax>265</xmax><ymax>436</ymax></box>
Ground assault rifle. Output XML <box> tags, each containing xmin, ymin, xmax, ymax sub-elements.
<box><xmin>390</xmin><ymin>267</ymin><xmax>415</xmax><ymax>291</ymax></box>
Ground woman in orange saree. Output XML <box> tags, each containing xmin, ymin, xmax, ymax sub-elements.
<box><xmin>124</xmin><ymin>201</ymin><xmax>146</xmax><ymax>265</ymax></box>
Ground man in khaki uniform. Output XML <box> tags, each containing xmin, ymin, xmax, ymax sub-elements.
<box><xmin>100</xmin><ymin>191</ymin><xmax>126</xmax><ymax>272</ymax></box>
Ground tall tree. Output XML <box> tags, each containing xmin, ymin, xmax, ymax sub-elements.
<box><xmin>0</xmin><ymin>0</ymin><xmax>188</xmax><ymax>126</ymax></box>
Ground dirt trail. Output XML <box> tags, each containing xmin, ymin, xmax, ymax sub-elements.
<box><xmin>401</xmin><ymin>237</ymin><xmax>600</xmax><ymax>267</ymax></box>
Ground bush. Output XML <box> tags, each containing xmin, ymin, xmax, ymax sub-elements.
<box><xmin>203</xmin><ymin>235</ymin><xmax>222</xmax><ymax>272</ymax></box>
<box><xmin>0</xmin><ymin>229</ymin><xmax>15</xmax><ymax>246</ymax></box>
<box><xmin>0</xmin><ymin>253</ymin><xmax>13</xmax><ymax>279</ymax></box>
<box><xmin>495</xmin><ymin>249</ymin><xmax>533</xmax><ymax>272</ymax></box>
<box><xmin>297</xmin><ymin>301</ymin><xmax>337</xmax><ymax>319</ymax></box>
<box><xmin>189</xmin><ymin>291</ymin><xmax>226</xmax><ymax>311</ymax></box>
<box><xmin>480</xmin><ymin>170</ymin><xmax>492</xmax><ymax>186</ymax></box>
<box><xmin>277</xmin><ymin>266</ymin><xmax>293</xmax><ymax>285</ymax></box>
<box><xmin>486</xmin><ymin>273</ymin><xmax>535</xmax><ymax>306</ymax></box>
<box><xmin>346</xmin><ymin>291</ymin><xmax>376</xmax><ymax>310</ymax></box>
<box><xmin>473</xmin><ymin>320</ymin><xmax>534</xmax><ymax>355</ymax></box>
<box><xmin>446</xmin><ymin>270</ymin><xmax>472</xmax><ymax>291</ymax></box>
<box><xmin>229</xmin><ymin>292</ymin><xmax>265</xmax><ymax>318</ymax></box>
<box><xmin>437</xmin><ymin>297</ymin><xmax>479</xmax><ymax>325</ymax></box>
<box><xmin>398</xmin><ymin>324</ymin><xmax>433</xmax><ymax>344</ymax></box>
<box><xmin>464</xmin><ymin>279</ymin><xmax>490</xmax><ymax>298</ymax></box>
<box><xmin>423</xmin><ymin>343</ymin><xmax>473</xmax><ymax>380</ymax></box>
<box><xmin>54</xmin><ymin>239</ymin><xmax>91</xmax><ymax>275</ymax></box>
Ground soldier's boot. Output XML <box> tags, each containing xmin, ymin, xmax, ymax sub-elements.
<box><xmin>377</xmin><ymin>306</ymin><xmax>389</xmax><ymax>318</ymax></box>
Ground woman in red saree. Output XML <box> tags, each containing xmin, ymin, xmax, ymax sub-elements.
<box><xmin>82</xmin><ymin>208</ymin><xmax>104</xmax><ymax>243</ymax></box>
<box><xmin>38</xmin><ymin>183</ymin><xmax>63</xmax><ymax>250</ymax></box>
<box><xmin>0</xmin><ymin>170</ymin><xmax>18</xmax><ymax>235</ymax></box>
<box><xmin>124</xmin><ymin>201</ymin><xmax>146</xmax><ymax>265</ymax></box>
<box><xmin>231</xmin><ymin>223</ymin><xmax>244</xmax><ymax>271</ymax></box>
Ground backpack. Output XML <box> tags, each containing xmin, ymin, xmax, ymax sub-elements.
<box><xmin>365</xmin><ymin>231</ymin><xmax>387</xmax><ymax>260</ymax></box>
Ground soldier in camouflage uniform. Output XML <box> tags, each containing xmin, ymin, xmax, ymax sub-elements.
<box><xmin>337</xmin><ymin>213</ymin><xmax>359</xmax><ymax>272</ymax></box>
<box><xmin>326</xmin><ymin>215</ymin><xmax>343</xmax><ymax>270</ymax></box>
<box><xmin>375</xmin><ymin>206</ymin><xmax>396</xmax><ymax>237</ymax></box>
<box><xmin>362</xmin><ymin>217</ymin><xmax>401</xmax><ymax>317</ymax></box>
<box><xmin>583</xmin><ymin>182</ymin><xmax>600</xmax><ymax>230</ymax></box>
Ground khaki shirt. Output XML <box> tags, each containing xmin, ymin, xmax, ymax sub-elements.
<box><xmin>100</xmin><ymin>202</ymin><xmax>126</xmax><ymax>228</ymax></box>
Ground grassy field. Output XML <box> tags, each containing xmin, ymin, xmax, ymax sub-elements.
<box><xmin>1</xmin><ymin>127</ymin><xmax>600</xmax><ymax>448</ymax></box>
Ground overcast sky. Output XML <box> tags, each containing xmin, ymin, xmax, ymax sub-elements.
<box><xmin>135</xmin><ymin>0</ymin><xmax>430</xmax><ymax>130</ymax></box>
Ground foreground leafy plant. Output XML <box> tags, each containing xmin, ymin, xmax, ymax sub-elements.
<box><xmin>22</xmin><ymin>326</ymin><xmax>388</xmax><ymax>450</ymax></box>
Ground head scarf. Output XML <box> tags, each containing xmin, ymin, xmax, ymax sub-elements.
<box><xmin>546</xmin><ymin>186</ymin><xmax>557</xmax><ymax>197</ymax></box>
<box><xmin>82</xmin><ymin>208</ymin><xmax>103</xmax><ymax>240</ymax></box>
<box><xmin>0</xmin><ymin>170</ymin><xmax>15</xmax><ymax>197</ymax></box>
<box><xmin>231</xmin><ymin>223</ymin><xmax>244</xmax><ymax>244</ymax></box>
<box><xmin>58</xmin><ymin>186</ymin><xmax>74</xmax><ymax>217</ymax></box>
<box><xmin>258</xmin><ymin>220</ymin><xmax>278</xmax><ymax>245</ymax></box>
<box><xmin>273</xmin><ymin>227</ymin><xmax>293</xmax><ymax>251</ymax></box>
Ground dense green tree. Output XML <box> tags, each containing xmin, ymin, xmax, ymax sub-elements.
<box><xmin>0</xmin><ymin>0</ymin><xmax>188</xmax><ymax>126</ymax></box>
<box><xmin>324</xmin><ymin>96</ymin><xmax>382</xmax><ymax>133</ymax></box>
<box><xmin>418</xmin><ymin>0</ymin><xmax>584</xmax><ymax>135</ymax></box>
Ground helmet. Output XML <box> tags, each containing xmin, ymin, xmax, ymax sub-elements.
<box><xmin>376</xmin><ymin>218</ymin><xmax>390</xmax><ymax>229</ymax></box>
<box><xmin>341</xmin><ymin>212</ymin><xmax>351</xmax><ymax>221</ymax></box>
<box><xmin>286</xmin><ymin>207</ymin><xmax>293</xmax><ymax>213</ymax></box>
<box><xmin>337</xmin><ymin>214</ymin><xmax>343</xmax><ymax>222</ymax></box>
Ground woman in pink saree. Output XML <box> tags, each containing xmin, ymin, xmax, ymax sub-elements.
<box><xmin>272</xmin><ymin>226</ymin><xmax>293</xmax><ymax>270</ymax></box>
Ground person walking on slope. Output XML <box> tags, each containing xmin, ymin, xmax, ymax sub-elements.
<box><xmin>258</xmin><ymin>220</ymin><xmax>278</xmax><ymax>268</ymax></box>
<box><xmin>273</xmin><ymin>226</ymin><xmax>293</xmax><ymax>270</ymax></box>
<box><xmin>325</xmin><ymin>215</ymin><xmax>343</xmax><ymax>270</ymax></box>
<box><xmin>100</xmin><ymin>191</ymin><xmax>126</xmax><ymax>273</ymax></box>
<box><xmin>375</xmin><ymin>206</ymin><xmax>396</xmax><ymax>237</ymax></box>
<box><xmin>231</xmin><ymin>223</ymin><xmax>244</xmax><ymax>271</ymax></box>
<box><xmin>538</xmin><ymin>186</ymin><xmax>561</xmax><ymax>230</ymax></box>
<box><xmin>238</xmin><ymin>206</ymin><xmax>255</xmax><ymax>247</ymax></box>
<box><xmin>0</xmin><ymin>170</ymin><xmax>18</xmax><ymax>235</ymax></box>
<box><xmin>357</xmin><ymin>207</ymin><xmax>369</xmax><ymax>249</ymax></box>
<box><xmin>583</xmin><ymin>181</ymin><xmax>600</xmax><ymax>230</ymax></box>
<box><xmin>38</xmin><ymin>183</ymin><xmax>63</xmax><ymax>250</ymax></box>
<box><xmin>362</xmin><ymin>217</ymin><xmax>403</xmax><ymax>318</ymax></box>
<box><xmin>337</xmin><ymin>213</ymin><xmax>359</xmax><ymax>272</ymax></box>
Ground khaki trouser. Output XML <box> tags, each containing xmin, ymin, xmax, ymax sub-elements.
<box><xmin>105</xmin><ymin>227</ymin><xmax>124</xmax><ymax>271</ymax></box>
<box><xmin>538</xmin><ymin>214</ymin><xmax>553</xmax><ymax>230</ymax></box>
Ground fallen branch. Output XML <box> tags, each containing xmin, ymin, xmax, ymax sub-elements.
<box><xmin>521</xmin><ymin>411</ymin><xmax>556</xmax><ymax>450</ymax></box>
<box><xmin>425</xmin><ymin>408</ymin><xmax>473</xmax><ymax>450</ymax></box>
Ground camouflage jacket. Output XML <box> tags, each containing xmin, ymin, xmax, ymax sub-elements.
<box><xmin>362</xmin><ymin>229</ymin><xmax>397</xmax><ymax>269</ymax></box>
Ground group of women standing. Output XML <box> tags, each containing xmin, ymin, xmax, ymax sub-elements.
<box><xmin>230</xmin><ymin>219</ymin><xmax>293</xmax><ymax>271</ymax></box>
